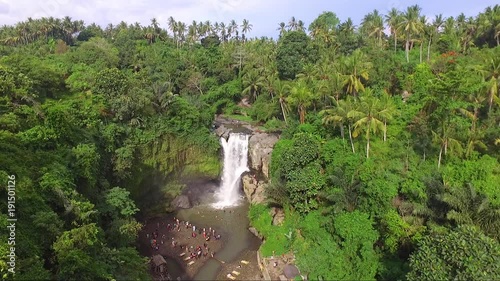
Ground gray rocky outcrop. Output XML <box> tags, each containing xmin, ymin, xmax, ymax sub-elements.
<box><xmin>171</xmin><ymin>195</ymin><xmax>191</xmax><ymax>209</ymax></box>
<box><xmin>248</xmin><ymin>227</ymin><xmax>263</xmax><ymax>240</ymax></box>
<box><xmin>242</xmin><ymin>174</ymin><xmax>266</xmax><ymax>204</ymax></box>
<box><xmin>213</xmin><ymin>115</ymin><xmax>280</xmax><ymax>205</ymax></box>
<box><xmin>249</xmin><ymin>133</ymin><xmax>279</xmax><ymax>179</ymax></box>
<box><xmin>270</xmin><ymin>207</ymin><xmax>285</xmax><ymax>226</ymax></box>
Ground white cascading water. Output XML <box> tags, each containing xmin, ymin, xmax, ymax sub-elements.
<box><xmin>213</xmin><ymin>133</ymin><xmax>249</xmax><ymax>208</ymax></box>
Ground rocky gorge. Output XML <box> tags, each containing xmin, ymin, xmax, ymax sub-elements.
<box><xmin>213</xmin><ymin>116</ymin><xmax>287</xmax><ymax>230</ymax></box>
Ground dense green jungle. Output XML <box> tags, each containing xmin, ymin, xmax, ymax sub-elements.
<box><xmin>0</xmin><ymin>4</ymin><xmax>500</xmax><ymax>280</ymax></box>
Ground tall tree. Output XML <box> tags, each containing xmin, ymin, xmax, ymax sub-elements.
<box><xmin>340</xmin><ymin>49</ymin><xmax>372</xmax><ymax>96</ymax></box>
<box><xmin>288</xmin><ymin>80</ymin><xmax>314</xmax><ymax>124</ymax></box>
<box><xmin>241</xmin><ymin>19</ymin><xmax>252</xmax><ymax>42</ymax></box>
<box><xmin>321</xmin><ymin>97</ymin><xmax>357</xmax><ymax>153</ymax></box>
<box><xmin>348</xmin><ymin>89</ymin><xmax>386</xmax><ymax>158</ymax></box>
<box><xmin>399</xmin><ymin>5</ymin><xmax>423</xmax><ymax>62</ymax></box>
<box><xmin>385</xmin><ymin>8</ymin><xmax>401</xmax><ymax>52</ymax></box>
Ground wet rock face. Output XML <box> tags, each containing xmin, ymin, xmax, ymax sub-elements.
<box><xmin>213</xmin><ymin>115</ymin><xmax>280</xmax><ymax>204</ymax></box>
<box><xmin>171</xmin><ymin>195</ymin><xmax>191</xmax><ymax>209</ymax></box>
<box><xmin>242</xmin><ymin>174</ymin><xmax>266</xmax><ymax>204</ymax></box>
<box><xmin>248</xmin><ymin>133</ymin><xmax>279</xmax><ymax>179</ymax></box>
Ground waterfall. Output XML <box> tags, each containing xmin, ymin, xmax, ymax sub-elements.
<box><xmin>213</xmin><ymin>133</ymin><xmax>249</xmax><ymax>208</ymax></box>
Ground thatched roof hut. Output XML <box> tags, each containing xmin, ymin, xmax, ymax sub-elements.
<box><xmin>152</xmin><ymin>255</ymin><xmax>167</xmax><ymax>273</ymax></box>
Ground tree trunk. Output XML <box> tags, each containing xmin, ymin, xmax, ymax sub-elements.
<box><xmin>419</xmin><ymin>42</ymin><xmax>423</xmax><ymax>63</ymax></box>
<box><xmin>280</xmin><ymin>100</ymin><xmax>287</xmax><ymax>124</ymax></box>
<box><xmin>383</xmin><ymin>119</ymin><xmax>387</xmax><ymax>142</ymax></box>
<box><xmin>472</xmin><ymin>107</ymin><xmax>478</xmax><ymax>132</ymax></box>
<box><xmin>299</xmin><ymin>106</ymin><xmax>305</xmax><ymax>124</ymax></box>
<box><xmin>405</xmin><ymin>37</ymin><xmax>410</xmax><ymax>63</ymax></box>
<box><xmin>348</xmin><ymin>124</ymin><xmax>355</xmax><ymax>153</ymax></box>
<box><xmin>394</xmin><ymin>31</ymin><xmax>397</xmax><ymax>52</ymax></box>
<box><xmin>489</xmin><ymin>90</ymin><xmax>494</xmax><ymax>114</ymax></box>
<box><xmin>438</xmin><ymin>145</ymin><xmax>443</xmax><ymax>169</ymax></box>
<box><xmin>366</xmin><ymin>125</ymin><xmax>370</xmax><ymax>159</ymax></box>
<box><xmin>340</xmin><ymin>125</ymin><xmax>346</xmax><ymax>149</ymax></box>
<box><xmin>427</xmin><ymin>35</ymin><xmax>432</xmax><ymax>61</ymax></box>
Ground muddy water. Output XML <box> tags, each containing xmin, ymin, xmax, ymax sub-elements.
<box><xmin>175</xmin><ymin>186</ymin><xmax>261</xmax><ymax>280</ymax></box>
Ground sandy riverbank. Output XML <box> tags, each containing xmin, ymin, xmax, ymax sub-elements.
<box><xmin>138</xmin><ymin>215</ymin><xmax>224</xmax><ymax>280</ymax></box>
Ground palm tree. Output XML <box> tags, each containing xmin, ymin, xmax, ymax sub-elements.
<box><xmin>362</xmin><ymin>9</ymin><xmax>384</xmax><ymax>47</ymax></box>
<box><xmin>399</xmin><ymin>5</ymin><xmax>423</xmax><ymax>62</ymax></box>
<box><xmin>418</xmin><ymin>15</ymin><xmax>428</xmax><ymax>63</ymax></box>
<box><xmin>277</xmin><ymin>22</ymin><xmax>286</xmax><ymax>37</ymax></box>
<box><xmin>321</xmin><ymin>97</ymin><xmax>357</xmax><ymax>153</ymax></box>
<box><xmin>427</xmin><ymin>14</ymin><xmax>444</xmax><ymax>61</ymax></box>
<box><xmin>432</xmin><ymin>125</ymin><xmax>463</xmax><ymax>169</ymax></box>
<box><xmin>379</xmin><ymin>91</ymin><xmax>397</xmax><ymax>142</ymax></box>
<box><xmin>151</xmin><ymin>81</ymin><xmax>176</xmax><ymax>114</ymax></box>
<box><xmin>213</xmin><ymin>22</ymin><xmax>220</xmax><ymax>36</ymax></box>
<box><xmin>385</xmin><ymin>8</ymin><xmax>401</xmax><ymax>52</ymax></box>
<box><xmin>242</xmin><ymin>69</ymin><xmax>265</xmax><ymax>102</ymax></box>
<box><xmin>229</xmin><ymin>19</ymin><xmax>238</xmax><ymax>40</ymax></box>
<box><xmin>167</xmin><ymin>17</ymin><xmax>177</xmax><ymax>45</ymax></box>
<box><xmin>340</xmin><ymin>50</ymin><xmax>372</xmax><ymax>96</ymax></box>
<box><xmin>437</xmin><ymin>183</ymin><xmax>500</xmax><ymax>240</ymax></box>
<box><xmin>476</xmin><ymin>50</ymin><xmax>500</xmax><ymax>113</ymax></box>
<box><xmin>177</xmin><ymin>21</ymin><xmax>187</xmax><ymax>46</ymax></box>
<box><xmin>495</xmin><ymin>22</ymin><xmax>500</xmax><ymax>46</ymax></box>
<box><xmin>241</xmin><ymin>19</ymin><xmax>252</xmax><ymax>42</ymax></box>
<box><xmin>348</xmin><ymin>89</ymin><xmax>386</xmax><ymax>158</ymax></box>
<box><xmin>297</xmin><ymin>20</ymin><xmax>306</xmax><ymax>32</ymax></box>
<box><xmin>274</xmin><ymin>79</ymin><xmax>291</xmax><ymax>124</ymax></box>
<box><xmin>219</xmin><ymin>22</ymin><xmax>227</xmax><ymax>42</ymax></box>
<box><xmin>287</xmin><ymin>17</ymin><xmax>297</xmax><ymax>31</ymax></box>
<box><xmin>339</xmin><ymin>18</ymin><xmax>355</xmax><ymax>35</ymax></box>
<box><xmin>288</xmin><ymin>81</ymin><xmax>314</xmax><ymax>124</ymax></box>
<box><xmin>204</xmin><ymin>20</ymin><xmax>212</xmax><ymax>36</ymax></box>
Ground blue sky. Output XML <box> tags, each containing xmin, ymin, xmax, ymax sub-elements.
<box><xmin>0</xmin><ymin>0</ymin><xmax>498</xmax><ymax>38</ymax></box>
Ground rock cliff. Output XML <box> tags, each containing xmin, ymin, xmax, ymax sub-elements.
<box><xmin>213</xmin><ymin>115</ymin><xmax>279</xmax><ymax>204</ymax></box>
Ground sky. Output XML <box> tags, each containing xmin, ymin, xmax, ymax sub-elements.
<box><xmin>0</xmin><ymin>0</ymin><xmax>498</xmax><ymax>38</ymax></box>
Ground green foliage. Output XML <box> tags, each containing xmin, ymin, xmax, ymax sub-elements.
<box><xmin>271</xmin><ymin>133</ymin><xmax>325</xmax><ymax>214</ymax></box>
<box><xmin>442</xmin><ymin>156</ymin><xmax>500</xmax><ymax>206</ymax></box>
<box><xmin>1</xmin><ymin>54</ymin><xmax>66</xmax><ymax>99</ymax></box>
<box><xmin>308</xmin><ymin>12</ymin><xmax>340</xmax><ymax>33</ymax></box>
<box><xmin>276</xmin><ymin>31</ymin><xmax>313</xmax><ymax>80</ymax></box>
<box><xmin>333</xmin><ymin>211</ymin><xmax>379</xmax><ymax>280</ymax></box>
<box><xmin>248</xmin><ymin>204</ymin><xmax>297</xmax><ymax>256</ymax></box>
<box><xmin>105</xmin><ymin>187</ymin><xmax>139</xmax><ymax>217</ymax></box>
<box><xmin>407</xmin><ymin>225</ymin><xmax>500</xmax><ymax>281</ymax></box>
<box><xmin>2</xmin><ymin>10</ymin><xmax>500</xmax><ymax>281</ymax></box>
<box><xmin>68</xmin><ymin>37</ymin><xmax>119</xmax><ymax>68</ymax></box>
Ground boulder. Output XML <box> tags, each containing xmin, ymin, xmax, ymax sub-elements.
<box><xmin>249</xmin><ymin>133</ymin><xmax>279</xmax><ymax>179</ymax></box>
<box><xmin>214</xmin><ymin>124</ymin><xmax>230</xmax><ymax>140</ymax></box>
<box><xmin>242</xmin><ymin>174</ymin><xmax>257</xmax><ymax>202</ymax></box>
<box><xmin>242</xmin><ymin>174</ymin><xmax>266</xmax><ymax>204</ymax></box>
<box><xmin>248</xmin><ymin>227</ymin><xmax>263</xmax><ymax>240</ymax></box>
<box><xmin>252</xmin><ymin>183</ymin><xmax>266</xmax><ymax>204</ymax></box>
<box><xmin>171</xmin><ymin>195</ymin><xmax>191</xmax><ymax>209</ymax></box>
<box><xmin>270</xmin><ymin>207</ymin><xmax>285</xmax><ymax>226</ymax></box>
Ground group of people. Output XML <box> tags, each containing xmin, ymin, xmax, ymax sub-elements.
<box><xmin>146</xmin><ymin>216</ymin><xmax>222</xmax><ymax>261</ymax></box>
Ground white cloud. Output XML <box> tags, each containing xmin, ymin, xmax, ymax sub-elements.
<box><xmin>0</xmin><ymin>0</ymin><xmax>288</xmax><ymax>37</ymax></box>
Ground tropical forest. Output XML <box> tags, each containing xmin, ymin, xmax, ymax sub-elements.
<box><xmin>0</xmin><ymin>3</ymin><xmax>499</xmax><ymax>281</ymax></box>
